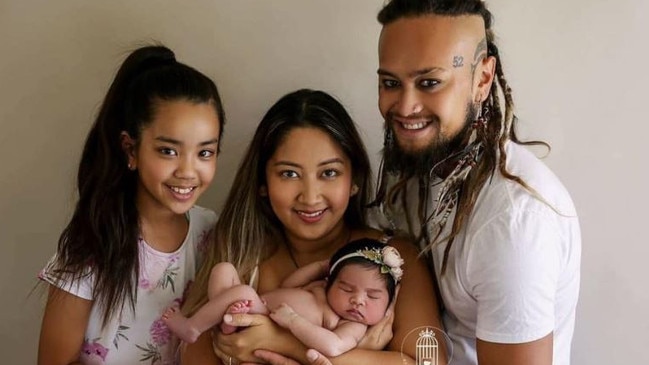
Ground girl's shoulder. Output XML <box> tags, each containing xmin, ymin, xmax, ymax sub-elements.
<box><xmin>188</xmin><ymin>206</ymin><xmax>218</xmax><ymax>228</ymax></box>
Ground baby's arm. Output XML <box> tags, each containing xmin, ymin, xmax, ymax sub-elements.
<box><xmin>280</xmin><ymin>259</ymin><xmax>328</xmax><ymax>288</ymax></box>
<box><xmin>270</xmin><ymin>303</ymin><xmax>366</xmax><ymax>357</ymax></box>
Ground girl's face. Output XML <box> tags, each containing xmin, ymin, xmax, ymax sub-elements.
<box><xmin>265</xmin><ymin>127</ymin><xmax>355</xmax><ymax>244</ymax></box>
<box><xmin>327</xmin><ymin>264</ymin><xmax>390</xmax><ymax>325</ymax></box>
<box><xmin>129</xmin><ymin>100</ymin><xmax>220</xmax><ymax>217</ymax></box>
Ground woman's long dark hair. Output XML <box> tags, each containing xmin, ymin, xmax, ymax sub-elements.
<box><xmin>52</xmin><ymin>45</ymin><xmax>225</xmax><ymax>326</ymax></box>
<box><xmin>184</xmin><ymin>89</ymin><xmax>373</xmax><ymax>314</ymax></box>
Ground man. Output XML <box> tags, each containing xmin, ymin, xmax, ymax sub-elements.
<box><xmin>234</xmin><ymin>1</ymin><xmax>581</xmax><ymax>364</ymax></box>
<box><xmin>373</xmin><ymin>1</ymin><xmax>581</xmax><ymax>365</ymax></box>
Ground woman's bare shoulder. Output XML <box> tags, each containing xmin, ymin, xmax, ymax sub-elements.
<box><xmin>351</xmin><ymin>227</ymin><xmax>419</xmax><ymax>257</ymax></box>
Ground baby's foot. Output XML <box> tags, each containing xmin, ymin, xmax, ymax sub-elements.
<box><xmin>220</xmin><ymin>300</ymin><xmax>252</xmax><ymax>334</ymax></box>
<box><xmin>161</xmin><ymin>306</ymin><xmax>201</xmax><ymax>343</ymax></box>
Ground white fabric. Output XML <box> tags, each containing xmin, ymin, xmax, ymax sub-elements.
<box><xmin>40</xmin><ymin>206</ymin><xmax>217</xmax><ymax>365</ymax></box>
<box><xmin>386</xmin><ymin>142</ymin><xmax>581</xmax><ymax>365</ymax></box>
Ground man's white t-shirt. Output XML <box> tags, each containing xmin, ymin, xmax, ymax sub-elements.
<box><xmin>386</xmin><ymin>142</ymin><xmax>581</xmax><ymax>365</ymax></box>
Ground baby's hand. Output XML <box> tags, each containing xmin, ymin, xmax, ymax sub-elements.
<box><xmin>269</xmin><ymin>303</ymin><xmax>298</xmax><ymax>328</ymax></box>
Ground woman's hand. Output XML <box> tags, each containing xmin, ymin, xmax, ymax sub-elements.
<box><xmin>251</xmin><ymin>349</ymin><xmax>333</xmax><ymax>365</ymax></box>
<box><xmin>214</xmin><ymin>313</ymin><xmax>304</xmax><ymax>363</ymax></box>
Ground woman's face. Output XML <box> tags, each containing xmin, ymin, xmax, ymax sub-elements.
<box><xmin>264</xmin><ymin>126</ymin><xmax>355</xmax><ymax>245</ymax></box>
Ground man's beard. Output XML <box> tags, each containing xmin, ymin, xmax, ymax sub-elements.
<box><xmin>382</xmin><ymin>102</ymin><xmax>476</xmax><ymax>178</ymax></box>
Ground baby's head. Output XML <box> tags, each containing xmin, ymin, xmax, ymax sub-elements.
<box><xmin>325</xmin><ymin>238</ymin><xmax>404</xmax><ymax>325</ymax></box>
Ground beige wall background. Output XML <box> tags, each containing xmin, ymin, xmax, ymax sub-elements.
<box><xmin>1</xmin><ymin>0</ymin><xmax>647</xmax><ymax>364</ymax></box>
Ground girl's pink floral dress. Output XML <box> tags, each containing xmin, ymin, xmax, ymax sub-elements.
<box><xmin>40</xmin><ymin>206</ymin><xmax>216</xmax><ymax>365</ymax></box>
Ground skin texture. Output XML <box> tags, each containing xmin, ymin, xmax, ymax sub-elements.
<box><xmin>264</xmin><ymin>127</ymin><xmax>354</xmax><ymax>251</ymax></box>
<box><xmin>378</xmin><ymin>15</ymin><xmax>495</xmax><ymax>156</ymax></box>
<box><xmin>326</xmin><ymin>265</ymin><xmax>390</xmax><ymax>326</ymax></box>
<box><xmin>124</xmin><ymin>100</ymin><xmax>220</xmax><ymax>252</ymax></box>
<box><xmin>379</xmin><ymin>14</ymin><xmax>552</xmax><ymax>365</ymax></box>
<box><xmin>180</xmin><ymin>125</ymin><xmax>443</xmax><ymax>365</ymax></box>
<box><xmin>162</xmin><ymin>260</ymin><xmax>388</xmax><ymax>356</ymax></box>
<box><xmin>38</xmin><ymin>100</ymin><xmax>220</xmax><ymax>365</ymax></box>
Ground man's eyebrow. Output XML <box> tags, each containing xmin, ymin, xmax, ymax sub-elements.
<box><xmin>377</xmin><ymin>67</ymin><xmax>445</xmax><ymax>79</ymax></box>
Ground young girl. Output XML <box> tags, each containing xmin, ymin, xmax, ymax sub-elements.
<box><xmin>37</xmin><ymin>45</ymin><xmax>225</xmax><ymax>365</ymax></box>
<box><xmin>164</xmin><ymin>238</ymin><xmax>403</xmax><ymax>357</ymax></box>
<box><xmin>180</xmin><ymin>89</ymin><xmax>444</xmax><ymax>365</ymax></box>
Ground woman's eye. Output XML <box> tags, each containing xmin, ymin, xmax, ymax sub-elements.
<box><xmin>199</xmin><ymin>150</ymin><xmax>215</xmax><ymax>158</ymax></box>
<box><xmin>159</xmin><ymin>147</ymin><xmax>177</xmax><ymax>156</ymax></box>
<box><xmin>280</xmin><ymin>170</ymin><xmax>299</xmax><ymax>179</ymax></box>
<box><xmin>321</xmin><ymin>169</ymin><xmax>339</xmax><ymax>179</ymax></box>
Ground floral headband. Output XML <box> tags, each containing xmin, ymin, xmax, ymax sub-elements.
<box><xmin>329</xmin><ymin>245</ymin><xmax>404</xmax><ymax>283</ymax></box>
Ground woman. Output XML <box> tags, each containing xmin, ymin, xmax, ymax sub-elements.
<box><xmin>181</xmin><ymin>89</ymin><xmax>444</xmax><ymax>364</ymax></box>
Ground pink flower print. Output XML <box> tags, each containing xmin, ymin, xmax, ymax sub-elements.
<box><xmin>139</xmin><ymin>277</ymin><xmax>151</xmax><ymax>290</ymax></box>
<box><xmin>169</xmin><ymin>253</ymin><xmax>180</xmax><ymax>264</ymax></box>
<box><xmin>80</xmin><ymin>339</ymin><xmax>109</xmax><ymax>363</ymax></box>
<box><xmin>150</xmin><ymin>318</ymin><xmax>171</xmax><ymax>346</ymax></box>
<box><xmin>197</xmin><ymin>229</ymin><xmax>214</xmax><ymax>254</ymax></box>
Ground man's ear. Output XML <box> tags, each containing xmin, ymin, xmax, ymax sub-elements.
<box><xmin>120</xmin><ymin>131</ymin><xmax>137</xmax><ymax>170</ymax></box>
<box><xmin>259</xmin><ymin>185</ymin><xmax>268</xmax><ymax>197</ymax></box>
<box><xmin>475</xmin><ymin>55</ymin><xmax>497</xmax><ymax>103</ymax></box>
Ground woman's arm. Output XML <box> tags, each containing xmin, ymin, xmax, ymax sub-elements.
<box><xmin>280</xmin><ymin>260</ymin><xmax>328</xmax><ymax>288</ymax></box>
<box><xmin>383</xmin><ymin>238</ymin><xmax>446</xmax><ymax>360</ymax></box>
<box><xmin>38</xmin><ymin>285</ymin><xmax>92</xmax><ymax>365</ymax></box>
<box><xmin>179</xmin><ymin>332</ymin><xmax>222</xmax><ymax>365</ymax></box>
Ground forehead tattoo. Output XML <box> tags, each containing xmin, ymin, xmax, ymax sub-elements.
<box><xmin>470</xmin><ymin>37</ymin><xmax>488</xmax><ymax>76</ymax></box>
<box><xmin>453</xmin><ymin>56</ymin><xmax>464</xmax><ymax>68</ymax></box>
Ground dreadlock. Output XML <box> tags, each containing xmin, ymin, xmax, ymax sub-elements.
<box><xmin>375</xmin><ymin>0</ymin><xmax>549</xmax><ymax>275</ymax></box>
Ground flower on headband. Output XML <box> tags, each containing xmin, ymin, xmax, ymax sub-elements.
<box><xmin>329</xmin><ymin>244</ymin><xmax>405</xmax><ymax>283</ymax></box>
<box><xmin>380</xmin><ymin>246</ymin><xmax>404</xmax><ymax>282</ymax></box>
<box><xmin>356</xmin><ymin>246</ymin><xmax>404</xmax><ymax>283</ymax></box>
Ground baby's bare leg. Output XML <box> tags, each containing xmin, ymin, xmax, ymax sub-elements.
<box><xmin>161</xmin><ymin>306</ymin><xmax>200</xmax><ymax>343</ymax></box>
<box><xmin>163</xmin><ymin>262</ymin><xmax>242</xmax><ymax>342</ymax></box>
<box><xmin>208</xmin><ymin>262</ymin><xmax>241</xmax><ymax>299</ymax></box>
<box><xmin>163</xmin><ymin>284</ymin><xmax>266</xmax><ymax>343</ymax></box>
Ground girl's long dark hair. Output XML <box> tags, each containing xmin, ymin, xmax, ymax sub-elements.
<box><xmin>52</xmin><ymin>45</ymin><xmax>225</xmax><ymax>326</ymax></box>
